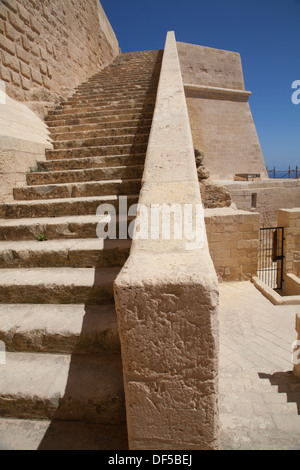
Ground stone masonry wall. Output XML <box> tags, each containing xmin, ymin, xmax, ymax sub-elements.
<box><xmin>177</xmin><ymin>41</ymin><xmax>267</xmax><ymax>180</ymax></box>
<box><xmin>224</xmin><ymin>180</ymin><xmax>300</xmax><ymax>227</ymax></box>
<box><xmin>277</xmin><ymin>208</ymin><xmax>300</xmax><ymax>279</ymax></box>
<box><xmin>205</xmin><ymin>208</ymin><xmax>260</xmax><ymax>282</ymax></box>
<box><xmin>0</xmin><ymin>0</ymin><xmax>119</xmax><ymax>116</ymax></box>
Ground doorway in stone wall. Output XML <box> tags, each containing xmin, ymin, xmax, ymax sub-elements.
<box><xmin>258</xmin><ymin>227</ymin><xmax>285</xmax><ymax>290</ymax></box>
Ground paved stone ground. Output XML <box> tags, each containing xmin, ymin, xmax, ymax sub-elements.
<box><xmin>219</xmin><ymin>281</ymin><xmax>300</xmax><ymax>450</ymax></box>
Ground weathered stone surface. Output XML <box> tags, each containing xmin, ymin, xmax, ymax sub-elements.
<box><xmin>200</xmin><ymin>179</ymin><xmax>232</xmax><ymax>208</ymax></box>
<box><xmin>114</xmin><ymin>32</ymin><xmax>219</xmax><ymax>451</ymax></box>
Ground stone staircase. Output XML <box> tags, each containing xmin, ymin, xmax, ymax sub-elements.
<box><xmin>0</xmin><ymin>50</ymin><xmax>162</xmax><ymax>450</ymax></box>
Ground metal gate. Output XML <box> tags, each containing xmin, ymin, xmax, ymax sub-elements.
<box><xmin>258</xmin><ymin>227</ymin><xmax>284</xmax><ymax>290</ymax></box>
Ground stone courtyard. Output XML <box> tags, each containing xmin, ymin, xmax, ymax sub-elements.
<box><xmin>219</xmin><ymin>281</ymin><xmax>300</xmax><ymax>450</ymax></box>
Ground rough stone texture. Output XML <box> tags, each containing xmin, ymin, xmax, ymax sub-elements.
<box><xmin>205</xmin><ymin>208</ymin><xmax>260</xmax><ymax>282</ymax></box>
<box><xmin>277</xmin><ymin>209</ymin><xmax>300</xmax><ymax>283</ymax></box>
<box><xmin>224</xmin><ymin>180</ymin><xmax>300</xmax><ymax>227</ymax></box>
<box><xmin>0</xmin><ymin>93</ymin><xmax>52</xmax><ymax>202</ymax></box>
<box><xmin>201</xmin><ymin>180</ymin><xmax>232</xmax><ymax>209</ymax></box>
<box><xmin>114</xmin><ymin>32</ymin><xmax>219</xmax><ymax>450</ymax></box>
<box><xmin>0</xmin><ymin>0</ymin><xmax>119</xmax><ymax>111</ymax></box>
<box><xmin>177</xmin><ymin>41</ymin><xmax>267</xmax><ymax>180</ymax></box>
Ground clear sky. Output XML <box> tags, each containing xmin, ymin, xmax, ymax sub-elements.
<box><xmin>101</xmin><ymin>0</ymin><xmax>300</xmax><ymax>172</ymax></box>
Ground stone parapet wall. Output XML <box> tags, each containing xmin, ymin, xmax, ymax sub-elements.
<box><xmin>205</xmin><ymin>207</ymin><xmax>260</xmax><ymax>281</ymax></box>
<box><xmin>225</xmin><ymin>180</ymin><xmax>300</xmax><ymax>227</ymax></box>
<box><xmin>177</xmin><ymin>41</ymin><xmax>267</xmax><ymax>180</ymax></box>
<box><xmin>114</xmin><ymin>32</ymin><xmax>219</xmax><ymax>450</ymax></box>
<box><xmin>0</xmin><ymin>0</ymin><xmax>119</xmax><ymax>113</ymax></box>
<box><xmin>277</xmin><ymin>208</ymin><xmax>300</xmax><ymax>280</ymax></box>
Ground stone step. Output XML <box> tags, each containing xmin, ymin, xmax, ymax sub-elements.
<box><xmin>52</xmin><ymin>96</ymin><xmax>156</xmax><ymax>112</ymax></box>
<box><xmin>0</xmin><ymin>238</ymin><xmax>131</xmax><ymax>268</ymax></box>
<box><xmin>45</xmin><ymin>143</ymin><xmax>148</xmax><ymax>160</ymax></box>
<box><xmin>0</xmin><ymin>418</ymin><xmax>128</xmax><ymax>450</ymax></box>
<box><xmin>0</xmin><ymin>267</ymin><xmax>120</xmax><ymax>304</ymax></box>
<box><xmin>0</xmin><ymin>194</ymin><xmax>139</xmax><ymax>219</ymax></box>
<box><xmin>0</xmin><ymin>352</ymin><xmax>125</xmax><ymax>423</ymax></box>
<box><xmin>13</xmin><ymin>178</ymin><xmax>142</xmax><ymax>201</ymax></box>
<box><xmin>0</xmin><ymin>213</ymin><xmax>135</xmax><ymax>240</ymax></box>
<box><xmin>48</xmin><ymin>98</ymin><xmax>155</xmax><ymax>117</ymax></box>
<box><xmin>68</xmin><ymin>89</ymin><xmax>157</xmax><ymax>103</ymax></box>
<box><xmin>26</xmin><ymin>164</ymin><xmax>144</xmax><ymax>186</ymax></box>
<box><xmin>39</xmin><ymin>154</ymin><xmax>146</xmax><ymax>172</ymax></box>
<box><xmin>0</xmin><ymin>303</ymin><xmax>120</xmax><ymax>354</ymax></box>
<box><xmin>45</xmin><ymin>103</ymin><xmax>155</xmax><ymax>123</ymax></box>
<box><xmin>46</xmin><ymin>111</ymin><xmax>154</xmax><ymax>128</ymax></box>
<box><xmin>50</xmin><ymin>125</ymin><xmax>151</xmax><ymax>142</ymax></box>
<box><xmin>48</xmin><ymin>117</ymin><xmax>153</xmax><ymax>134</ymax></box>
<box><xmin>51</xmin><ymin>133</ymin><xmax>149</xmax><ymax>151</ymax></box>
<box><xmin>76</xmin><ymin>76</ymin><xmax>158</xmax><ymax>90</ymax></box>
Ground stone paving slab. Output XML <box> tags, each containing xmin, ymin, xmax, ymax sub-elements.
<box><xmin>219</xmin><ymin>281</ymin><xmax>300</xmax><ymax>450</ymax></box>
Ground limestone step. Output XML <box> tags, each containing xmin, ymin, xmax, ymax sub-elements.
<box><xmin>0</xmin><ymin>194</ymin><xmax>139</xmax><ymax>219</ymax></box>
<box><xmin>50</xmin><ymin>98</ymin><xmax>156</xmax><ymax>115</ymax></box>
<box><xmin>0</xmin><ymin>238</ymin><xmax>131</xmax><ymax>268</ymax></box>
<box><xmin>0</xmin><ymin>213</ymin><xmax>134</xmax><ymax>240</ymax></box>
<box><xmin>45</xmin><ymin>103</ymin><xmax>155</xmax><ymax>123</ymax></box>
<box><xmin>38</xmin><ymin>154</ymin><xmax>145</xmax><ymax>172</ymax></box>
<box><xmin>51</xmin><ymin>133</ymin><xmax>149</xmax><ymax>151</ymax></box>
<box><xmin>45</xmin><ymin>143</ymin><xmax>148</xmax><ymax>160</ymax></box>
<box><xmin>13</xmin><ymin>178</ymin><xmax>142</xmax><ymax>201</ymax></box>
<box><xmin>67</xmin><ymin>89</ymin><xmax>157</xmax><ymax>103</ymax></box>
<box><xmin>0</xmin><ymin>267</ymin><xmax>120</xmax><ymax>304</ymax></box>
<box><xmin>50</xmin><ymin>125</ymin><xmax>151</xmax><ymax>142</ymax></box>
<box><xmin>0</xmin><ymin>303</ymin><xmax>120</xmax><ymax>354</ymax></box>
<box><xmin>0</xmin><ymin>418</ymin><xmax>128</xmax><ymax>450</ymax></box>
<box><xmin>48</xmin><ymin>117</ymin><xmax>153</xmax><ymax>134</ymax></box>
<box><xmin>26</xmin><ymin>164</ymin><xmax>144</xmax><ymax>186</ymax></box>
<box><xmin>76</xmin><ymin>77</ymin><xmax>158</xmax><ymax>91</ymax></box>
<box><xmin>0</xmin><ymin>352</ymin><xmax>125</xmax><ymax>423</ymax></box>
<box><xmin>46</xmin><ymin>111</ymin><xmax>154</xmax><ymax>128</ymax></box>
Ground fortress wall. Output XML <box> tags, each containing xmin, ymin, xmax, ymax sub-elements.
<box><xmin>0</xmin><ymin>0</ymin><xmax>119</xmax><ymax>202</ymax></box>
<box><xmin>224</xmin><ymin>180</ymin><xmax>300</xmax><ymax>227</ymax></box>
<box><xmin>205</xmin><ymin>208</ymin><xmax>260</xmax><ymax>282</ymax></box>
<box><xmin>177</xmin><ymin>41</ymin><xmax>267</xmax><ymax>180</ymax></box>
<box><xmin>0</xmin><ymin>0</ymin><xmax>119</xmax><ymax>113</ymax></box>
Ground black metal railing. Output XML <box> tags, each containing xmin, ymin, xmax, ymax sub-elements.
<box><xmin>258</xmin><ymin>227</ymin><xmax>284</xmax><ymax>290</ymax></box>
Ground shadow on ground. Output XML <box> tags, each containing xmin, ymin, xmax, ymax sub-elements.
<box><xmin>259</xmin><ymin>371</ymin><xmax>300</xmax><ymax>414</ymax></box>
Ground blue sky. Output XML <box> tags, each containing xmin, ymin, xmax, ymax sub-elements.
<box><xmin>101</xmin><ymin>0</ymin><xmax>300</xmax><ymax>172</ymax></box>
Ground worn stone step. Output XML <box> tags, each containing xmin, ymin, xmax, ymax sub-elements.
<box><xmin>0</xmin><ymin>418</ymin><xmax>128</xmax><ymax>450</ymax></box>
<box><xmin>0</xmin><ymin>194</ymin><xmax>139</xmax><ymax>219</ymax></box>
<box><xmin>51</xmin><ymin>133</ymin><xmax>149</xmax><ymax>151</ymax></box>
<box><xmin>0</xmin><ymin>238</ymin><xmax>131</xmax><ymax>268</ymax></box>
<box><xmin>48</xmin><ymin>98</ymin><xmax>155</xmax><ymax>117</ymax></box>
<box><xmin>27</xmin><ymin>164</ymin><xmax>144</xmax><ymax>186</ymax></box>
<box><xmin>51</xmin><ymin>97</ymin><xmax>155</xmax><ymax>114</ymax></box>
<box><xmin>46</xmin><ymin>111</ymin><xmax>154</xmax><ymax>128</ymax></box>
<box><xmin>77</xmin><ymin>76</ymin><xmax>157</xmax><ymax>90</ymax></box>
<box><xmin>68</xmin><ymin>89</ymin><xmax>157</xmax><ymax>104</ymax></box>
<box><xmin>48</xmin><ymin>118</ymin><xmax>153</xmax><ymax>134</ymax></box>
<box><xmin>0</xmin><ymin>303</ymin><xmax>120</xmax><ymax>354</ymax></box>
<box><xmin>39</xmin><ymin>154</ymin><xmax>146</xmax><ymax>172</ymax></box>
<box><xmin>13</xmin><ymin>178</ymin><xmax>142</xmax><ymax>201</ymax></box>
<box><xmin>0</xmin><ymin>267</ymin><xmax>120</xmax><ymax>304</ymax></box>
<box><xmin>45</xmin><ymin>104</ymin><xmax>154</xmax><ymax>123</ymax></box>
<box><xmin>0</xmin><ymin>352</ymin><xmax>125</xmax><ymax>423</ymax></box>
<box><xmin>45</xmin><ymin>143</ymin><xmax>148</xmax><ymax>160</ymax></box>
<box><xmin>50</xmin><ymin>125</ymin><xmax>151</xmax><ymax>142</ymax></box>
<box><xmin>0</xmin><ymin>213</ymin><xmax>135</xmax><ymax>240</ymax></box>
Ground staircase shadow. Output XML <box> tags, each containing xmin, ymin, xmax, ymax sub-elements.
<box><xmin>38</xmin><ymin>265</ymin><xmax>129</xmax><ymax>450</ymax></box>
<box><xmin>259</xmin><ymin>371</ymin><xmax>300</xmax><ymax>414</ymax></box>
